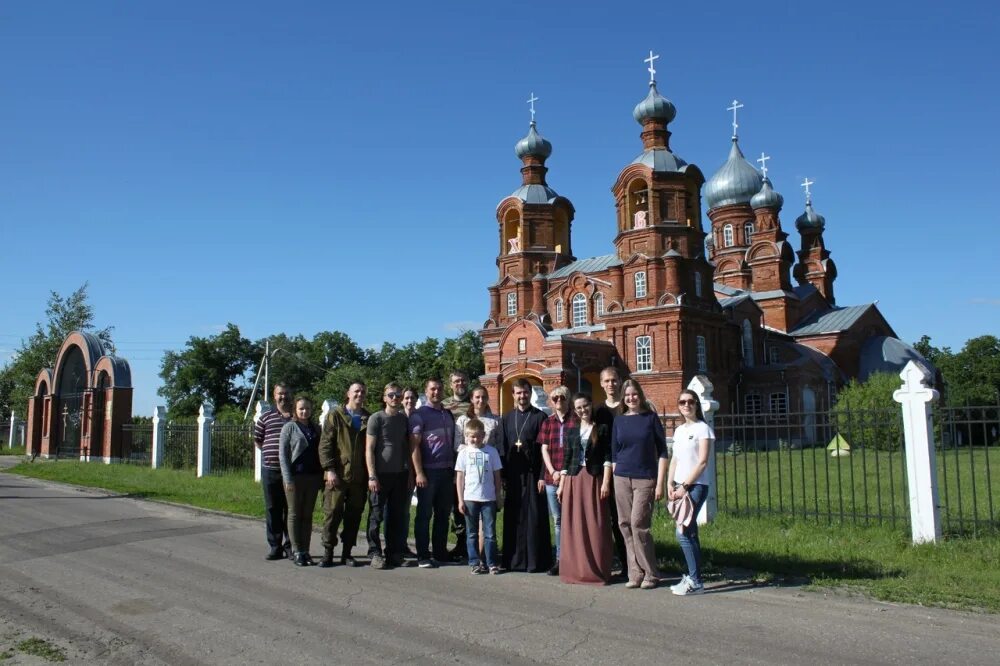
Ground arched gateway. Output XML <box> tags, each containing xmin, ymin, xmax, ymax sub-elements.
<box><xmin>26</xmin><ymin>332</ymin><xmax>132</xmax><ymax>461</ymax></box>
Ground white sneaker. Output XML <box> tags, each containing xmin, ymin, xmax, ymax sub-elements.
<box><xmin>669</xmin><ymin>575</ymin><xmax>690</xmax><ymax>594</ymax></box>
<box><xmin>672</xmin><ymin>577</ymin><xmax>705</xmax><ymax>596</ymax></box>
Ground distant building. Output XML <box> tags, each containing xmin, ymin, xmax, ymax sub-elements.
<box><xmin>479</xmin><ymin>68</ymin><xmax>923</xmax><ymax>418</ymax></box>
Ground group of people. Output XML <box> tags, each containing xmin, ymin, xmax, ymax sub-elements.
<box><xmin>252</xmin><ymin>367</ymin><xmax>714</xmax><ymax>595</ymax></box>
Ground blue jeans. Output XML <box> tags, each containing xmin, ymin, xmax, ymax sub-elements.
<box><xmin>463</xmin><ymin>500</ymin><xmax>498</xmax><ymax>568</ymax></box>
<box><xmin>676</xmin><ymin>484</ymin><xmax>709</xmax><ymax>584</ymax></box>
<box><xmin>415</xmin><ymin>468</ymin><xmax>454</xmax><ymax>560</ymax></box>
<box><xmin>545</xmin><ymin>483</ymin><xmax>561</xmax><ymax>560</ymax></box>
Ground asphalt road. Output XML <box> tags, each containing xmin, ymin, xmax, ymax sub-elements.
<box><xmin>1</xmin><ymin>465</ymin><xmax>997</xmax><ymax>665</ymax></box>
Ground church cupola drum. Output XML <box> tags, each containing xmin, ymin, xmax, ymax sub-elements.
<box><xmin>793</xmin><ymin>179</ymin><xmax>837</xmax><ymax>304</ymax></box>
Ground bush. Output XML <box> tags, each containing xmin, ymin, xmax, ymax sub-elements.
<box><xmin>831</xmin><ymin>372</ymin><xmax>903</xmax><ymax>451</ymax></box>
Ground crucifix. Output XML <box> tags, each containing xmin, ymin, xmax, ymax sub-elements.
<box><xmin>757</xmin><ymin>152</ymin><xmax>771</xmax><ymax>178</ymax></box>
<box><xmin>801</xmin><ymin>177</ymin><xmax>815</xmax><ymax>202</ymax></box>
<box><xmin>527</xmin><ymin>93</ymin><xmax>539</xmax><ymax>122</ymax></box>
<box><xmin>644</xmin><ymin>50</ymin><xmax>659</xmax><ymax>83</ymax></box>
<box><xmin>727</xmin><ymin>99</ymin><xmax>744</xmax><ymax>139</ymax></box>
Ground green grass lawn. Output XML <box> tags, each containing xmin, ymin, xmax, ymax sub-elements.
<box><xmin>2</xmin><ymin>445</ymin><xmax>26</xmax><ymax>457</ymax></box>
<box><xmin>716</xmin><ymin>447</ymin><xmax>1000</xmax><ymax>535</ymax></box>
<box><xmin>6</xmin><ymin>460</ymin><xmax>1000</xmax><ymax>612</ymax></box>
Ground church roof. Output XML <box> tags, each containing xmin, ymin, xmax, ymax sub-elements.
<box><xmin>631</xmin><ymin>148</ymin><xmax>689</xmax><ymax>173</ymax></box>
<box><xmin>547</xmin><ymin>253</ymin><xmax>621</xmax><ymax>279</ymax></box>
<box><xmin>704</xmin><ymin>139</ymin><xmax>763</xmax><ymax>210</ymax></box>
<box><xmin>793</xmin><ymin>284</ymin><xmax>818</xmax><ymax>300</ymax></box>
<box><xmin>858</xmin><ymin>336</ymin><xmax>936</xmax><ymax>382</ymax></box>
<box><xmin>718</xmin><ymin>294</ymin><xmax>754</xmax><ymax>309</ymax></box>
<box><xmin>789</xmin><ymin>304</ymin><xmax>874</xmax><ymax>337</ymax></box>
<box><xmin>510</xmin><ymin>183</ymin><xmax>560</xmax><ymax>204</ymax></box>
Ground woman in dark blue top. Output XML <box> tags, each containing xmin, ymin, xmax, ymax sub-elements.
<box><xmin>610</xmin><ymin>379</ymin><xmax>668</xmax><ymax>589</ymax></box>
<box><xmin>279</xmin><ymin>397</ymin><xmax>323</xmax><ymax>566</ymax></box>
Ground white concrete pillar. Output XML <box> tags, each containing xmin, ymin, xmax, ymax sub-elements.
<box><xmin>7</xmin><ymin>411</ymin><xmax>17</xmax><ymax>449</ymax></box>
<box><xmin>688</xmin><ymin>375</ymin><xmax>719</xmax><ymax>525</ymax></box>
<box><xmin>151</xmin><ymin>406</ymin><xmax>166</xmax><ymax>469</ymax></box>
<box><xmin>319</xmin><ymin>400</ymin><xmax>338</xmax><ymax>432</ymax></box>
<box><xmin>253</xmin><ymin>401</ymin><xmax>270</xmax><ymax>483</ymax></box>
<box><xmin>197</xmin><ymin>402</ymin><xmax>215</xmax><ymax>478</ymax></box>
<box><xmin>893</xmin><ymin>361</ymin><xmax>942</xmax><ymax>544</ymax></box>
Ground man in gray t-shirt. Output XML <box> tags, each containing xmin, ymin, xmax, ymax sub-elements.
<box><xmin>365</xmin><ymin>383</ymin><xmax>412</xmax><ymax>568</ymax></box>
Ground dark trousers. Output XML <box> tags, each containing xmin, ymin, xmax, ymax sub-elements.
<box><xmin>607</xmin><ymin>477</ymin><xmax>628</xmax><ymax>568</ymax></box>
<box><xmin>284</xmin><ymin>473</ymin><xmax>321</xmax><ymax>553</ymax></box>
<box><xmin>451</xmin><ymin>486</ymin><xmax>467</xmax><ymax>551</ymax></box>
<box><xmin>261</xmin><ymin>466</ymin><xmax>290</xmax><ymax>550</ymax></box>
<box><xmin>415</xmin><ymin>468</ymin><xmax>454</xmax><ymax>560</ymax></box>
<box><xmin>367</xmin><ymin>472</ymin><xmax>409</xmax><ymax>558</ymax></box>
<box><xmin>322</xmin><ymin>480</ymin><xmax>367</xmax><ymax>556</ymax></box>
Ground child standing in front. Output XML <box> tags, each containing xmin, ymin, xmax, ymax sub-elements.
<box><xmin>455</xmin><ymin>418</ymin><xmax>503</xmax><ymax>575</ymax></box>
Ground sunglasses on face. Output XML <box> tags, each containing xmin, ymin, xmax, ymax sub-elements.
<box><xmin>678</xmin><ymin>399</ymin><xmax>697</xmax><ymax>406</ymax></box>
<box><xmin>551</xmin><ymin>395</ymin><xmax>567</xmax><ymax>402</ymax></box>
<box><xmin>386</xmin><ymin>392</ymin><xmax>402</xmax><ymax>399</ymax></box>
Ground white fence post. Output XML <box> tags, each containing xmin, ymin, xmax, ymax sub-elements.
<box><xmin>688</xmin><ymin>375</ymin><xmax>720</xmax><ymax>525</ymax></box>
<box><xmin>893</xmin><ymin>361</ymin><xmax>942</xmax><ymax>544</ymax></box>
<box><xmin>7</xmin><ymin>411</ymin><xmax>17</xmax><ymax>449</ymax></box>
<box><xmin>151</xmin><ymin>406</ymin><xmax>166</xmax><ymax>469</ymax></box>
<box><xmin>253</xmin><ymin>401</ymin><xmax>270</xmax><ymax>483</ymax></box>
<box><xmin>320</xmin><ymin>400</ymin><xmax>338</xmax><ymax>432</ymax></box>
<box><xmin>197</xmin><ymin>402</ymin><xmax>215</xmax><ymax>478</ymax></box>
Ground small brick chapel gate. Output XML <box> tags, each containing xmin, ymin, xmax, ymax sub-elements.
<box><xmin>26</xmin><ymin>331</ymin><xmax>133</xmax><ymax>461</ymax></box>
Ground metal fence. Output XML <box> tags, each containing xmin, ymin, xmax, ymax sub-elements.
<box><xmin>210</xmin><ymin>422</ymin><xmax>255</xmax><ymax>474</ymax></box>
<box><xmin>711</xmin><ymin>407</ymin><xmax>910</xmax><ymax>528</ymax></box>
<box><xmin>935</xmin><ymin>403</ymin><xmax>1000</xmax><ymax>535</ymax></box>
<box><xmin>120</xmin><ymin>422</ymin><xmax>154</xmax><ymax>465</ymax></box>
<box><xmin>163</xmin><ymin>421</ymin><xmax>198</xmax><ymax>470</ymax></box>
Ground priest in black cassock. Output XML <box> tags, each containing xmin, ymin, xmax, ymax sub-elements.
<box><xmin>496</xmin><ymin>378</ymin><xmax>552</xmax><ymax>572</ymax></box>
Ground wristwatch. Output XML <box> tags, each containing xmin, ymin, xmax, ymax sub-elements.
<box><xmin>368</xmin><ymin>476</ymin><xmax>378</xmax><ymax>481</ymax></box>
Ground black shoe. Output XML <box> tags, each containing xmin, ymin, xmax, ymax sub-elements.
<box><xmin>388</xmin><ymin>554</ymin><xmax>409</xmax><ymax>568</ymax></box>
<box><xmin>265</xmin><ymin>547</ymin><xmax>284</xmax><ymax>561</ymax></box>
<box><xmin>318</xmin><ymin>555</ymin><xmax>334</xmax><ymax>568</ymax></box>
<box><xmin>293</xmin><ymin>552</ymin><xmax>307</xmax><ymax>567</ymax></box>
<box><xmin>341</xmin><ymin>554</ymin><xmax>358</xmax><ymax>567</ymax></box>
<box><xmin>285</xmin><ymin>546</ymin><xmax>294</xmax><ymax>560</ymax></box>
<box><xmin>448</xmin><ymin>546</ymin><xmax>467</xmax><ymax>562</ymax></box>
<box><xmin>548</xmin><ymin>564</ymin><xmax>560</xmax><ymax>576</ymax></box>
<box><xmin>402</xmin><ymin>547</ymin><xmax>418</xmax><ymax>559</ymax></box>
<box><xmin>302</xmin><ymin>554</ymin><xmax>316</xmax><ymax>566</ymax></box>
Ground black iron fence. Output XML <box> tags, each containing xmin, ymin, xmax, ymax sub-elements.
<box><xmin>210</xmin><ymin>422</ymin><xmax>254</xmax><ymax>474</ymax></box>
<box><xmin>163</xmin><ymin>421</ymin><xmax>198</xmax><ymax>469</ymax></box>
<box><xmin>710</xmin><ymin>407</ymin><xmax>909</xmax><ymax>528</ymax></box>
<box><xmin>119</xmin><ymin>422</ymin><xmax>153</xmax><ymax>465</ymax></box>
<box><xmin>935</xmin><ymin>403</ymin><xmax>999</xmax><ymax>535</ymax></box>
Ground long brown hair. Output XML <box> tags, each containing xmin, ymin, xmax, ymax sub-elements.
<box><xmin>677</xmin><ymin>389</ymin><xmax>706</xmax><ymax>422</ymax></box>
<box><xmin>621</xmin><ymin>379</ymin><xmax>650</xmax><ymax>414</ymax></box>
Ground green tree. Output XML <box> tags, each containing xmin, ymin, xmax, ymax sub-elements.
<box><xmin>832</xmin><ymin>372</ymin><xmax>903</xmax><ymax>451</ymax></box>
<box><xmin>913</xmin><ymin>334</ymin><xmax>1000</xmax><ymax>405</ymax></box>
<box><xmin>158</xmin><ymin>324</ymin><xmax>256</xmax><ymax>418</ymax></box>
<box><xmin>0</xmin><ymin>284</ymin><xmax>113</xmax><ymax>418</ymax></box>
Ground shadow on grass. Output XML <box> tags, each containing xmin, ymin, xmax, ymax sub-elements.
<box><xmin>654</xmin><ymin>541</ymin><xmax>900</xmax><ymax>585</ymax></box>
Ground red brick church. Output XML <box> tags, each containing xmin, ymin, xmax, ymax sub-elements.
<box><xmin>479</xmin><ymin>64</ymin><xmax>919</xmax><ymax>417</ymax></box>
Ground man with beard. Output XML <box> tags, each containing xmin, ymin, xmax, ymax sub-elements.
<box><xmin>253</xmin><ymin>382</ymin><xmax>294</xmax><ymax>560</ymax></box>
<box><xmin>496</xmin><ymin>378</ymin><xmax>551</xmax><ymax>572</ymax></box>
<box><xmin>318</xmin><ymin>381</ymin><xmax>370</xmax><ymax>568</ymax></box>
<box><xmin>442</xmin><ymin>370</ymin><xmax>471</xmax><ymax>561</ymax></box>
<box><xmin>594</xmin><ymin>366</ymin><xmax>629</xmax><ymax>575</ymax></box>
<box><xmin>409</xmin><ymin>378</ymin><xmax>456</xmax><ymax>568</ymax></box>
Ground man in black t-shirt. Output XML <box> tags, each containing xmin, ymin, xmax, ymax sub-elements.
<box><xmin>365</xmin><ymin>382</ymin><xmax>412</xmax><ymax>569</ymax></box>
<box><xmin>594</xmin><ymin>367</ymin><xmax>628</xmax><ymax>576</ymax></box>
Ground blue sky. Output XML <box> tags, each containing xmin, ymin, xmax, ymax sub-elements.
<box><xmin>2</xmin><ymin>1</ymin><xmax>997</xmax><ymax>416</ymax></box>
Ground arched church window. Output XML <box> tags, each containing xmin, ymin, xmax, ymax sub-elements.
<box><xmin>635</xmin><ymin>336</ymin><xmax>653</xmax><ymax>372</ymax></box>
<box><xmin>555</xmin><ymin>298</ymin><xmax>564</xmax><ymax>322</ymax></box>
<box><xmin>634</xmin><ymin>272</ymin><xmax>647</xmax><ymax>298</ymax></box>
<box><xmin>594</xmin><ymin>292</ymin><xmax>605</xmax><ymax>317</ymax></box>
<box><xmin>571</xmin><ymin>293</ymin><xmax>587</xmax><ymax>327</ymax></box>
<box><xmin>744</xmin><ymin>221</ymin><xmax>755</xmax><ymax>243</ymax></box>
<box><xmin>723</xmin><ymin>224</ymin><xmax>734</xmax><ymax>247</ymax></box>
<box><xmin>741</xmin><ymin>320</ymin><xmax>754</xmax><ymax>368</ymax></box>
<box><xmin>694</xmin><ymin>272</ymin><xmax>703</xmax><ymax>298</ymax></box>
<box><xmin>696</xmin><ymin>335</ymin><xmax>708</xmax><ymax>372</ymax></box>
<box><xmin>507</xmin><ymin>292</ymin><xmax>517</xmax><ymax>316</ymax></box>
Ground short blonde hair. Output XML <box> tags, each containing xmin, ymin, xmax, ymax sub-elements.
<box><xmin>464</xmin><ymin>418</ymin><xmax>485</xmax><ymax>435</ymax></box>
<box><xmin>549</xmin><ymin>385</ymin><xmax>571</xmax><ymax>402</ymax></box>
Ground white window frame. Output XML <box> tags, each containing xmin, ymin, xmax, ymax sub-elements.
<box><xmin>769</xmin><ymin>392</ymin><xmax>788</xmax><ymax>415</ymax></box>
<box><xmin>594</xmin><ymin>292</ymin><xmax>605</xmax><ymax>317</ymax></box>
<box><xmin>507</xmin><ymin>292</ymin><xmax>517</xmax><ymax>316</ymax></box>
<box><xmin>555</xmin><ymin>298</ymin><xmax>564</xmax><ymax>322</ymax></box>
<box><xmin>723</xmin><ymin>224</ymin><xmax>734</xmax><ymax>247</ymax></box>
<box><xmin>571</xmin><ymin>293</ymin><xmax>587</xmax><ymax>327</ymax></box>
<box><xmin>635</xmin><ymin>335</ymin><xmax>653</xmax><ymax>372</ymax></box>
<box><xmin>745</xmin><ymin>394</ymin><xmax>762</xmax><ymax>415</ymax></box>
<box><xmin>744</xmin><ymin>221</ymin><xmax>755</xmax><ymax>243</ymax></box>
<box><xmin>696</xmin><ymin>335</ymin><xmax>708</xmax><ymax>372</ymax></box>
<box><xmin>634</xmin><ymin>271</ymin><xmax>647</xmax><ymax>298</ymax></box>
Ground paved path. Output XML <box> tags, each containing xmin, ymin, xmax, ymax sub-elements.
<box><xmin>0</xmin><ymin>470</ymin><xmax>997</xmax><ymax>665</ymax></box>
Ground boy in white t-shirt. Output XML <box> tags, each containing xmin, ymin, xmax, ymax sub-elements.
<box><xmin>454</xmin><ymin>418</ymin><xmax>503</xmax><ymax>575</ymax></box>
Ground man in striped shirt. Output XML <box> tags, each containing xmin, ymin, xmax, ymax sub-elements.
<box><xmin>253</xmin><ymin>382</ymin><xmax>294</xmax><ymax>560</ymax></box>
